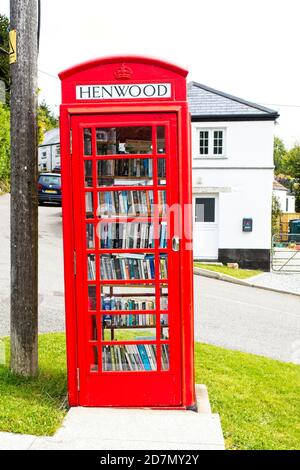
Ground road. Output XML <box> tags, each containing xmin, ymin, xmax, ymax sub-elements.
<box><xmin>194</xmin><ymin>275</ymin><xmax>300</xmax><ymax>364</ymax></box>
<box><xmin>0</xmin><ymin>194</ymin><xmax>299</xmax><ymax>364</ymax></box>
<box><xmin>0</xmin><ymin>194</ymin><xmax>65</xmax><ymax>336</ymax></box>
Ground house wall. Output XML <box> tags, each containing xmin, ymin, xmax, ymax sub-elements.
<box><xmin>192</xmin><ymin>120</ymin><xmax>275</xmax><ymax>270</ymax></box>
<box><xmin>38</xmin><ymin>144</ymin><xmax>60</xmax><ymax>171</ymax></box>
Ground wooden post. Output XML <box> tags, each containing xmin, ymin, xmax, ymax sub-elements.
<box><xmin>10</xmin><ymin>0</ymin><xmax>38</xmax><ymax>376</ymax></box>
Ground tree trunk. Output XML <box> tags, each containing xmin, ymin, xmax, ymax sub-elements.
<box><xmin>10</xmin><ymin>0</ymin><xmax>38</xmax><ymax>376</ymax></box>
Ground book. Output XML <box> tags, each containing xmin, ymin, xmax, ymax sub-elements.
<box><xmin>101</xmin><ymin>295</ymin><xmax>156</xmax><ymax>311</ymax></box>
<box><xmin>100</xmin><ymin>254</ymin><xmax>155</xmax><ymax>280</ymax></box>
<box><xmin>98</xmin><ymin>190</ymin><xmax>154</xmax><ymax>217</ymax></box>
<box><xmin>87</xmin><ymin>255</ymin><xmax>96</xmax><ymax>280</ymax></box>
<box><xmin>102</xmin><ymin>344</ymin><xmax>157</xmax><ymax>371</ymax></box>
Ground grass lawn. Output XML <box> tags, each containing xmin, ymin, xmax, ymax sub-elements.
<box><xmin>0</xmin><ymin>334</ymin><xmax>67</xmax><ymax>436</ymax></box>
<box><xmin>194</xmin><ymin>262</ymin><xmax>263</xmax><ymax>279</ymax></box>
<box><xmin>0</xmin><ymin>333</ymin><xmax>299</xmax><ymax>449</ymax></box>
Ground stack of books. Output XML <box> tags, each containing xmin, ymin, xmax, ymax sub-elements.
<box><xmin>159</xmin><ymin>254</ymin><xmax>168</xmax><ymax>279</ymax></box>
<box><xmin>98</xmin><ymin>158</ymin><xmax>153</xmax><ymax>178</ymax></box>
<box><xmin>102</xmin><ymin>314</ymin><xmax>156</xmax><ymax>327</ymax></box>
<box><xmin>100</xmin><ymin>222</ymin><xmax>154</xmax><ymax>249</ymax></box>
<box><xmin>102</xmin><ymin>344</ymin><xmax>157</xmax><ymax>371</ymax></box>
<box><xmin>100</xmin><ymin>254</ymin><xmax>155</xmax><ymax>280</ymax></box>
<box><xmin>157</xmin><ymin>159</ymin><xmax>166</xmax><ymax>178</ymax></box>
<box><xmin>87</xmin><ymin>255</ymin><xmax>96</xmax><ymax>280</ymax></box>
<box><xmin>98</xmin><ymin>190</ymin><xmax>154</xmax><ymax>217</ymax></box>
<box><xmin>161</xmin><ymin>344</ymin><xmax>169</xmax><ymax>370</ymax></box>
<box><xmin>159</xmin><ymin>222</ymin><xmax>167</xmax><ymax>248</ymax></box>
<box><xmin>86</xmin><ymin>224</ymin><xmax>95</xmax><ymax>248</ymax></box>
<box><xmin>101</xmin><ymin>296</ymin><xmax>155</xmax><ymax>311</ymax></box>
<box><xmin>158</xmin><ymin>190</ymin><xmax>167</xmax><ymax>216</ymax></box>
<box><xmin>102</xmin><ymin>313</ymin><xmax>168</xmax><ymax>327</ymax></box>
<box><xmin>160</xmin><ymin>296</ymin><xmax>168</xmax><ymax>310</ymax></box>
<box><xmin>99</xmin><ymin>222</ymin><xmax>167</xmax><ymax>249</ymax></box>
<box><xmin>86</xmin><ymin>192</ymin><xmax>94</xmax><ymax>217</ymax></box>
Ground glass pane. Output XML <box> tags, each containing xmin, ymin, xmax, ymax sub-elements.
<box><xmin>103</xmin><ymin>314</ymin><xmax>156</xmax><ymax>341</ymax></box>
<box><xmin>97</xmin><ymin>159</ymin><xmax>153</xmax><ymax>186</ymax></box>
<box><xmin>86</xmin><ymin>223</ymin><xmax>95</xmax><ymax>248</ymax></box>
<box><xmin>87</xmin><ymin>254</ymin><xmax>96</xmax><ymax>280</ymax></box>
<box><xmin>160</xmin><ymin>285</ymin><xmax>168</xmax><ymax>310</ymax></box>
<box><xmin>157</xmin><ymin>158</ymin><xmax>166</xmax><ymax>186</ymax></box>
<box><xmin>84</xmin><ymin>160</ymin><xmax>93</xmax><ymax>187</ymax></box>
<box><xmin>159</xmin><ymin>221</ymin><xmax>167</xmax><ymax>248</ymax></box>
<box><xmin>100</xmin><ymin>254</ymin><xmax>155</xmax><ymax>280</ymax></box>
<box><xmin>161</xmin><ymin>344</ymin><xmax>169</xmax><ymax>371</ymax></box>
<box><xmin>156</xmin><ymin>126</ymin><xmax>166</xmax><ymax>154</ymax></box>
<box><xmin>195</xmin><ymin>198</ymin><xmax>215</xmax><ymax>222</ymax></box>
<box><xmin>96</xmin><ymin>127</ymin><xmax>152</xmax><ymax>155</ymax></box>
<box><xmin>85</xmin><ymin>192</ymin><xmax>94</xmax><ymax>218</ymax></box>
<box><xmin>101</xmin><ymin>284</ymin><xmax>156</xmax><ymax>310</ymax></box>
<box><xmin>97</xmin><ymin>190</ymin><xmax>154</xmax><ymax>217</ymax></box>
<box><xmin>158</xmin><ymin>190</ymin><xmax>167</xmax><ymax>216</ymax></box>
<box><xmin>90</xmin><ymin>315</ymin><xmax>98</xmax><ymax>340</ymax></box>
<box><xmin>159</xmin><ymin>253</ymin><xmax>168</xmax><ymax>279</ymax></box>
<box><xmin>84</xmin><ymin>128</ymin><xmax>92</xmax><ymax>155</ymax></box>
<box><xmin>90</xmin><ymin>346</ymin><xmax>98</xmax><ymax>372</ymax></box>
<box><xmin>97</xmin><ymin>222</ymin><xmax>155</xmax><ymax>249</ymax></box>
<box><xmin>160</xmin><ymin>314</ymin><xmax>169</xmax><ymax>340</ymax></box>
<box><xmin>102</xmin><ymin>344</ymin><xmax>157</xmax><ymax>371</ymax></box>
<box><xmin>88</xmin><ymin>285</ymin><xmax>96</xmax><ymax>310</ymax></box>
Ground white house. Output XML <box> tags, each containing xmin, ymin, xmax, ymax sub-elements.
<box><xmin>188</xmin><ymin>82</ymin><xmax>279</xmax><ymax>270</ymax></box>
<box><xmin>38</xmin><ymin>128</ymin><xmax>60</xmax><ymax>172</ymax></box>
<box><xmin>273</xmin><ymin>180</ymin><xmax>295</xmax><ymax>214</ymax></box>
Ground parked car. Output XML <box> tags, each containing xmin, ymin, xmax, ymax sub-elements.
<box><xmin>38</xmin><ymin>173</ymin><xmax>62</xmax><ymax>205</ymax></box>
<box><xmin>52</xmin><ymin>166</ymin><xmax>61</xmax><ymax>173</ymax></box>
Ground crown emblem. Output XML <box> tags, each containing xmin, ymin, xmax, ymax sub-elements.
<box><xmin>114</xmin><ymin>63</ymin><xmax>133</xmax><ymax>80</ymax></box>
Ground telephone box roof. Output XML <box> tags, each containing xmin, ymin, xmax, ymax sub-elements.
<box><xmin>59</xmin><ymin>55</ymin><xmax>188</xmax><ymax>80</ymax></box>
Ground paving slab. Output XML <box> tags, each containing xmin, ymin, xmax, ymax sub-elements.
<box><xmin>0</xmin><ymin>432</ymin><xmax>38</xmax><ymax>450</ymax></box>
<box><xmin>30</xmin><ymin>408</ymin><xmax>224</xmax><ymax>450</ymax></box>
<box><xmin>0</xmin><ymin>385</ymin><xmax>225</xmax><ymax>450</ymax></box>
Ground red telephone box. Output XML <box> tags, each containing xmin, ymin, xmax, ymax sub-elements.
<box><xmin>59</xmin><ymin>56</ymin><xmax>195</xmax><ymax>408</ymax></box>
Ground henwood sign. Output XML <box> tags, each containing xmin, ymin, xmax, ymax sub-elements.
<box><xmin>76</xmin><ymin>83</ymin><xmax>172</xmax><ymax>100</ymax></box>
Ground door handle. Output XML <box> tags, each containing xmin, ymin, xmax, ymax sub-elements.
<box><xmin>172</xmin><ymin>236</ymin><xmax>180</xmax><ymax>252</ymax></box>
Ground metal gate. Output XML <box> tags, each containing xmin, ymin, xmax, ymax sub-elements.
<box><xmin>271</xmin><ymin>233</ymin><xmax>300</xmax><ymax>272</ymax></box>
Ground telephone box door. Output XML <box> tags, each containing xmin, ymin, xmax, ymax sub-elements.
<box><xmin>71</xmin><ymin>112</ymin><xmax>182</xmax><ymax>407</ymax></box>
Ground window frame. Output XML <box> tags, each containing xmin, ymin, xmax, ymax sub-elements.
<box><xmin>196</xmin><ymin>127</ymin><xmax>226</xmax><ymax>158</ymax></box>
<box><xmin>194</xmin><ymin>197</ymin><xmax>216</xmax><ymax>223</ymax></box>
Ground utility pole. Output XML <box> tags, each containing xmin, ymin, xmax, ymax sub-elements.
<box><xmin>10</xmin><ymin>0</ymin><xmax>38</xmax><ymax>376</ymax></box>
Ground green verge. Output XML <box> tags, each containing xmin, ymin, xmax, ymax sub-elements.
<box><xmin>0</xmin><ymin>333</ymin><xmax>299</xmax><ymax>450</ymax></box>
<box><xmin>194</xmin><ymin>262</ymin><xmax>262</xmax><ymax>279</ymax></box>
<box><xmin>0</xmin><ymin>334</ymin><xmax>67</xmax><ymax>436</ymax></box>
<box><xmin>195</xmin><ymin>343</ymin><xmax>300</xmax><ymax>450</ymax></box>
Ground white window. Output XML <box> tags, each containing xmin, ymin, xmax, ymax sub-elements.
<box><xmin>197</xmin><ymin>128</ymin><xmax>225</xmax><ymax>157</ymax></box>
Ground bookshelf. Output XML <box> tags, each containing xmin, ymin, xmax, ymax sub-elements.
<box><xmin>81</xmin><ymin>123</ymin><xmax>172</xmax><ymax>376</ymax></box>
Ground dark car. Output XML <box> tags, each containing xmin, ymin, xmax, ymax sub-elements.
<box><xmin>38</xmin><ymin>173</ymin><xmax>62</xmax><ymax>205</ymax></box>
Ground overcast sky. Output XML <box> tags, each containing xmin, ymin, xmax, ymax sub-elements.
<box><xmin>3</xmin><ymin>0</ymin><xmax>300</xmax><ymax>148</ymax></box>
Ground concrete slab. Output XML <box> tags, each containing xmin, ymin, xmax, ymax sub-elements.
<box><xmin>0</xmin><ymin>431</ymin><xmax>37</xmax><ymax>450</ymax></box>
<box><xmin>0</xmin><ymin>384</ymin><xmax>225</xmax><ymax>450</ymax></box>
<box><xmin>30</xmin><ymin>408</ymin><xmax>224</xmax><ymax>450</ymax></box>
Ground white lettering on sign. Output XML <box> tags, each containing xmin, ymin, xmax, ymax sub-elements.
<box><xmin>76</xmin><ymin>83</ymin><xmax>172</xmax><ymax>100</ymax></box>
